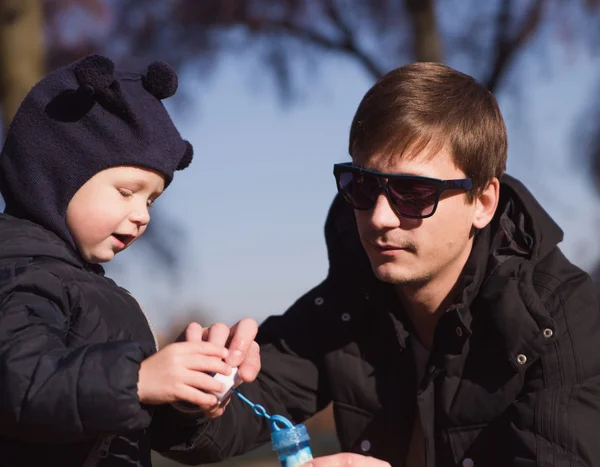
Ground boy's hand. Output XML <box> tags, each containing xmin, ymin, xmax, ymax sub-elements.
<box><xmin>184</xmin><ymin>320</ymin><xmax>261</xmax><ymax>417</ymax></box>
<box><xmin>137</xmin><ymin>341</ymin><xmax>231</xmax><ymax>407</ymax></box>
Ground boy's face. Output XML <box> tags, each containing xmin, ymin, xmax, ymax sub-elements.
<box><xmin>353</xmin><ymin>146</ymin><xmax>497</xmax><ymax>291</ymax></box>
<box><xmin>66</xmin><ymin>166</ymin><xmax>165</xmax><ymax>263</ymax></box>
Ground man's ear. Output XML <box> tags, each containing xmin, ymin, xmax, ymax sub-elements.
<box><xmin>473</xmin><ymin>177</ymin><xmax>500</xmax><ymax>230</ymax></box>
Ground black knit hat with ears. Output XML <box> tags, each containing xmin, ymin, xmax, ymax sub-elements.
<box><xmin>0</xmin><ymin>54</ymin><xmax>193</xmax><ymax>248</ymax></box>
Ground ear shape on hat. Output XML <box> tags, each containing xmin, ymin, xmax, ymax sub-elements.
<box><xmin>177</xmin><ymin>140</ymin><xmax>194</xmax><ymax>171</ymax></box>
<box><xmin>74</xmin><ymin>54</ymin><xmax>115</xmax><ymax>95</ymax></box>
<box><xmin>143</xmin><ymin>61</ymin><xmax>178</xmax><ymax>100</ymax></box>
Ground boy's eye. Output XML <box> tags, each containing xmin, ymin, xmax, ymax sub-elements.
<box><xmin>119</xmin><ymin>188</ymin><xmax>133</xmax><ymax>197</ymax></box>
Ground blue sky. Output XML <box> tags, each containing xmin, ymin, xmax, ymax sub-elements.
<box><xmin>109</xmin><ymin>39</ymin><xmax>600</xmax><ymax>335</ymax></box>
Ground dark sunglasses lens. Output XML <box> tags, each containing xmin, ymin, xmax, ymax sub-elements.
<box><xmin>387</xmin><ymin>179</ymin><xmax>438</xmax><ymax>217</ymax></box>
<box><xmin>337</xmin><ymin>171</ymin><xmax>378</xmax><ymax>209</ymax></box>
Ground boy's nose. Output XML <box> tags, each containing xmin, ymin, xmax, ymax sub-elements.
<box><xmin>129</xmin><ymin>206</ymin><xmax>150</xmax><ymax>225</ymax></box>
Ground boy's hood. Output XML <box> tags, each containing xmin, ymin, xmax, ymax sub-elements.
<box><xmin>0</xmin><ymin>213</ymin><xmax>90</xmax><ymax>270</ymax></box>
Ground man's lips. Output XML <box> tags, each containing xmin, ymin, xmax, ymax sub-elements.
<box><xmin>370</xmin><ymin>243</ymin><xmax>414</xmax><ymax>255</ymax></box>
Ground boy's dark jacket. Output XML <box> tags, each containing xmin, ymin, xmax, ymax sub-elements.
<box><xmin>0</xmin><ymin>213</ymin><xmax>195</xmax><ymax>466</ymax></box>
<box><xmin>155</xmin><ymin>175</ymin><xmax>600</xmax><ymax>467</ymax></box>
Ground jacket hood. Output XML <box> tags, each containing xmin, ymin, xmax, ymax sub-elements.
<box><xmin>493</xmin><ymin>174</ymin><xmax>563</xmax><ymax>265</ymax></box>
<box><xmin>0</xmin><ymin>213</ymin><xmax>101</xmax><ymax>273</ymax></box>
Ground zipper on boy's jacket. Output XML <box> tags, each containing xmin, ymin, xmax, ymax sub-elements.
<box><xmin>80</xmin><ymin>292</ymin><xmax>158</xmax><ymax>467</ymax></box>
<box><xmin>82</xmin><ymin>435</ymin><xmax>115</xmax><ymax>467</ymax></box>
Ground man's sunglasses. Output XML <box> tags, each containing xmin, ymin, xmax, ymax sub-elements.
<box><xmin>333</xmin><ymin>162</ymin><xmax>473</xmax><ymax>219</ymax></box>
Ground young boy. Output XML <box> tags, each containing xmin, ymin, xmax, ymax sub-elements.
<box><xmin>0</xmin><ymin>54</ymin><xmax>253</xmax><ymax>466</ymax></box>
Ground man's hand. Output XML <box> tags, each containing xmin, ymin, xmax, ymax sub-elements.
<box><xmin>305</xmin><ymin>453</ymin><xmax>391</xmax><ymax>467</ymax></box>
<box><xmin>183</xmin><ymin>319</ymin><xmax>261</xmax><ymax>417</ymax></box>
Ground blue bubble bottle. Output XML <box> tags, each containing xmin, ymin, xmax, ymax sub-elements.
<box><xmin>234</xmin><ymin>390</ymin><xmax>314</xmax><ymax>467</ymax></box>
<box><xmin>271</xmin><ymin>421</ymin><xmax>313</xmax><ymax>467</ymax></box>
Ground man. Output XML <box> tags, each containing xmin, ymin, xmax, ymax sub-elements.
<box><xmin>156</xmin><ymin>62</ymin><xmax>600</xmax><ymax>467</ymax></box>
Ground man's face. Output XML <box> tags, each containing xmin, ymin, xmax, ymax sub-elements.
<box><xmin>353</xmin><ymin>148</ymin><xmax>481</xmax><ymax>289</ymax></box>
<box><xmin>66</xmin><ymin>166</ymin><xmax>165</xmax><ymax>264</ymax></box>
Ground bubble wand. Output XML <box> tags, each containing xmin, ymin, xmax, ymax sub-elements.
<box><xmin>211</xmin><ymin>368</ymin><xmax>314</xmax><ymax>467</ymax></box>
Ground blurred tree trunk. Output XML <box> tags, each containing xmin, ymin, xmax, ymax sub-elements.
<box><xmin>405</xmin><ymin>0</ymin><xmax>443</xmax><ymax>62</ymax></box>
<box><xmin>0</xmin><ymin>0</ymin><xmax>45</xmax><ymax>131</ymax></box>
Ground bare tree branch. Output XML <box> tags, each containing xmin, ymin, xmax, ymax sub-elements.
<box><xmin>404</xmin><ymin>0</ymin><xmax>443</xmax><ymax>62</ymax></box>
<box><xmin>485</xmin><ymin>0</ymin><xmax>544</xmax><ymax>92</ymax></box>
<box><xmin>323</xmin><ymin>0</ymin><xmax>386</xmax><ymax>78</ymax></box>
<box><xmin>245</xmin><ymin>7</ymin><xmax>386</xmax><ymax>80</ymax></box>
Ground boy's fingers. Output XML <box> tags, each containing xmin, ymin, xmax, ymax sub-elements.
<box><xmin>185</xmin><ymin>355</ymin><xmax>231</xmax><ymax>376</ymax></box>
<box><xmin>178</xmin><ymin>341</ymin><xmax>227</xmax><ymax>358</ymax></box>
<box><xmin>184</xmin><ymin>370</ymin><xmax>226</xmax><ymax>394</ymax></box>
<box><xmin>226</xmin><ymin>318</ymin><xmax>258</xmax><ymax>367</ymax></box>
<box><xmin>177</xmin><ymin>385</ymin><xmax>219</xmax><ymax>408</ymax></box>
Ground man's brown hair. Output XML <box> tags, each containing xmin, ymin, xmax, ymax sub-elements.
<box><xmin>348</xmin><ymin>62</ymin><xmax>507</xmax><ymax>201</ymax></box>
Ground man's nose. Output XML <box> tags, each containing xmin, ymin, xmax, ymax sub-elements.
<box><xmin>368</xmin><ymin>192</ymin><xmax>400</xmax><ymax>229</ymax></box>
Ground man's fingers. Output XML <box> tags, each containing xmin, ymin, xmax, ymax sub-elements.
<box><xmin>238</xmin><ymin>341</ymin><xmax>261</xmax><ymax>382</ymax></box>
<box><xmin>305</xmin><ymin>453</ymin><xmax>391</xmax><ymax>467</ymax></box>
<box><xmin>186</xmin><ymin>322</ymin><xmax>205</xmax><ymax>343</ymax></box>
<box><xmin>203</xmin><ymin>405</ymin><xmax>226</xmax><ymax>419</ymax></box>
<box><xmin>226</xmin><ymin>318</ymin><xmax>258</xmax><ymax>367</ymax></box>
<box><xmin>204</xmin><ymin>322</ymin><xmax>231</xmax><ymax>348</ymax></box>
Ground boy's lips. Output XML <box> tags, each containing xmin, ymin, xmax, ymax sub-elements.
<box><xmin>111</xmin><ymin>233</ymin><xmax>136</xmax><ymax>248</ymax></box>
